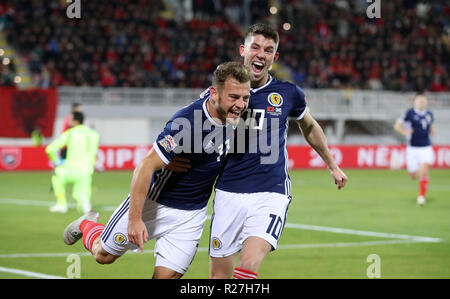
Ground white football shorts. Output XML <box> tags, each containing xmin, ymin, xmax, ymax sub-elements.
<box><xmin>406</xmin><ymin>145</ymin><xmax>435</xmax><ymax>173</ymax></box>
<box><xmin>100</xmin><ymin>195</ymin><xmax>207</xmax><ymax>274</ymax></box>
<box><xmin>209</xmin><ymin>189</ymin><xmax>291</xmax><ymax>258</ymax></box>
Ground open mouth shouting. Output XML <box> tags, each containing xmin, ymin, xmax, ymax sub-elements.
<box><xmin>228</xmin><ymin>109</ymin><xmax>243</xmax><ymax>119</ymax></box>
<box><xmin>251</xmin><ymin>61</ymin><xmax>265</xmax><ymax>76</ymax></box>
<box><xmin>226</xmin><ymin>108</ymin><xmax>245</xmax><ymax>125</ymax></box>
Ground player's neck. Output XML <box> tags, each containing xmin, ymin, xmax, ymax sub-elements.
<box><xmin>414</xmin><ymin>107</ymin><xmax>426</xmax><ymax>114</ymax></box>
<box><xmin>206</xmin><ymin>99</ymin><xmax>226</xmax><ymax>125</ymax></box>
<box><xmin>251</xmin><ymin>74</ymin><xmax>270</xmax><ymax>89</ymax></box>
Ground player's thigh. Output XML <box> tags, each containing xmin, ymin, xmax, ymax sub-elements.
<box><xmin>54</xmin><ymin>165</ymin><xmax>70</xmax><ymax>184</ymax></box>
<box><xmin>100</xmin><ymin>196</ymin><xmax>139</xmax><ymax>256</ymax></box>
<box><xmin>153</xmin><ymin>205</ymin><xmax>207</xmax><ymax>276</ymax></box>
<box><xmin>237</xmin><ymin>236</ymin><xmax>272</xmax><ymax>271</ymax></box>
<box><xmin>418</xmin><ymin>146</ymin><xmax>435</xmax><ymax>166</ymax></box>
<box><xmin>209</xmin><ymin>189</ymin><xmax>249</xmax><ymax>258</ymax></box>
<box><xmin>72</xmin><ymin>173</ymin><xmax>92</xmax><ymax>198</ymax></box>
<box><xmin>406</xmin><ymin>147</ymin><xmax>420</xmax><ymax>174</ymax></box>
<box><xmin>153</xmin><ymin>266</ymin><xmax>183</xmax><ymax>279</ymax></box>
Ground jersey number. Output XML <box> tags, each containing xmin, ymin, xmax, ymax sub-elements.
<box><xmin>217</xmin><ymin>139</ymin><xmax>230</xmax><ymax>162</ymax></box>
<box><xmin>245</xmin><ymin>109</ymin><xmax>265</xmax><ymax>130</ymax></box>
<box><xmin>266</xmin><ymin>214</ymin><xmax>283</xmax><ymax>240</ymax></box>
<box><xmin>420</xmin><ymin>119</ymin><xmax>428</xmax><ymax>130</ymax></box>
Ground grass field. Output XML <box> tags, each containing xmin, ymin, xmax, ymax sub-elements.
<box><xmin>0</xmin><ymin>169</ymin><xmax>449</xmax><ymax>279</ymax></box>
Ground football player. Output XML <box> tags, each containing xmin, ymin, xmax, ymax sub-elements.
<box><xmin>394</xmin><ymin>92</ymin><xmax>435</xmax><ymax>205</ymax></box>
<box><xmin>208</xmin><ymin>24</ymin><xmax>347</xmax><ymax>279</ymax></box>
<box><xmin>62</xmin><ymin>62</ymin><xmax>251</xmax><ymax>279</ymax></box>
<box><xmin>46</xmin><ymin>111</ymin><xmax>98</xmax><ymax>213</ymax></box>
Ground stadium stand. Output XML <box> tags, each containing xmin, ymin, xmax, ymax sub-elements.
<box><xmin>0</xmin><ymin>0</ymin><xmax>448</xmax><ymax>91</ymax></box>
<box><xmin>0</xmin><ymin>58</ymin><xmax>15</xmax><ymax>86</ymax></box>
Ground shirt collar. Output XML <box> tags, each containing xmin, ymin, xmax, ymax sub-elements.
<box><xmin>251</xmin><ymin>75</ymin><xmax>273</xmax><ymax>93</ymax></box>
<box><xmin>203</xmin><ymin>97</ymin><xmax>225</xmax><ymax>127</ymax></box>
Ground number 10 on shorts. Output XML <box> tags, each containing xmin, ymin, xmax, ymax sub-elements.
<box><xmin>266</xmin><ymin>214</ymin><xmax>283</xmax><ymax>240</ymax></box>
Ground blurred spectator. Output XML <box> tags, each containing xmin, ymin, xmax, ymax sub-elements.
<box><xmin>0</xmin><ymin>58</ymin><xmax>16</xmax><ymax>86</ymax></box>
<box><xmin>0</xmin><ymin>0</ymin><xmax>448</xmax><ymax>91</ymax></box>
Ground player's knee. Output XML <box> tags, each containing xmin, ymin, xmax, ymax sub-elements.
<box><xmin>93</xmin><ymin>252</ymin><xmax>116</xmax><ymax>265</ymax></box>
<box><xmin>237</xmin><ymin>237</ymin><xmax>271</xmax><ymax>272</ymax></box>
<box><xmin>152</xmin><ymin>266</ymin><xmax>183</xmax><ymax>279</ymax></box>
<box><xmin>92</xmin><ymin>245</ymin><xmax>118</xmax><ymax>265</ymax></box>
<box><xmin>209</xmin><ymin>263</ymin><xmax>234</xmax><ymax>279</ymax></box>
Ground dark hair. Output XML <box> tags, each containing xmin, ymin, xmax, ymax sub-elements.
<box><xmin>415</xmin><ymin>91</ymin><xmax>425</xmax><ymax>97</ymax></box>
<box><xmin>72</xmin><ymin>111</ymin><xmax>84</xmax><ymax>124</ymax></box>
<box><xmin>244</xmin><ymin>23</ymin><xmax>279</xmax><ymax>48</ymax></box>
<box><xmin>72</xmin><ymin>102</ymin><xmax>81</xmax><ymax>111</ymax></box>
<box><xmin>212</xmin><ymin>61</ymin><xmax>251</xmax><ymax>89</ymax></box>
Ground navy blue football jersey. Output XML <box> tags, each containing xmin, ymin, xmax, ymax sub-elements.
<box><xmin>401</xmin><ymin>108</ymin><xmax>433</xmax><ymax>147</ymax></box>
<box><xmin>152</xmin><ymin>89</ymin><xmax>232</xmax><ymax>210</ymax></box>
<box><xmin>215</xmin><ymin>75</ymin><xmax>307</xmax><ymax>195</ymax></box>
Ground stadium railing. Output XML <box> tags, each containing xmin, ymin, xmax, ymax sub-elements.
<box><xmin>58</xmin><ymin>87</ymin><xmax>450</xmax><ymax>119</ymax></box>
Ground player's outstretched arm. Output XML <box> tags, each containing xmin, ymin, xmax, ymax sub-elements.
<box><xmin>296</xmin><ymin>109</ymin><xmax>347</xmax><ymax>190</ymax></box>
<box><xmin>128</xmin><ymin>148</ymin><xmax>166</xmax><ymax>252</ymax></box>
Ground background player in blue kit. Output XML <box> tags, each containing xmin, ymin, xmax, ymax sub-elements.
<box><xmin>208</xmin><ymin>24</ymin><xmax>348</xmax><ymax>279</ymax></box>
<box><xmin>394</xmin><ymin>92</ymin><xmax>435</xmax><ymax>205</ymax></box>
<box><xmin>62</xmin><ymin>62</ymin><xmax>251</xmax><ymax>279</ymax></box>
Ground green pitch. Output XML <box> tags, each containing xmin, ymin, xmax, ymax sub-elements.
<box><xmin>1</xmin><ymin>169</ymin><xmax>449</xmax><ymax>279</ymax></box>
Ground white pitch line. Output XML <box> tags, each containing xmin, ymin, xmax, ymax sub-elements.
<box><xmin>277</xmin><ymin>239</ymin><xmax>421</xmax><ymax>250</ymax></box>
<box><xmin>0</xmin><ymin>238</ymin><xmax>436</xmax><ymax>260</ymax></box>
<box><xmin>1</xmin><ymin>198</ymin><xmax>444</xmax><ymax>242</ymax></box>
<box><xmin>0</xmin><ymin>252</ymin><xmax>92</xmax><ymax>259</ymax></box>
<box><xmin>0</xmin><ymin>198</ymin><xmax>443</xmax><ymax>244</ymax></box>
<box><xmin>284</xmin><ymin>223</ymin><xmax>442</xmax><ymax>243</ymax></box>
<box><xmin>0</xmin><ymin>198</ymin><xmax>116</xmax><ymax>211</ymax></box>
<box><xmin>0</xmin><ymin>266</ymin><xmax>65</xmax><ymax>279</ymax></box>
<box><xmin>0</xmin><ymin>239</ymin><xmax>436</xmax><ymax>278</ymax></box>
<box><xmin>0</xmin><ymin>198</ymin><xmax>66</xmax><ymax>207</ymax></box>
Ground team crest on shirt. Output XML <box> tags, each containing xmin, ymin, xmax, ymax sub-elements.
<box><xmin>159</xmin><ymin>135</ymin><xmax>177</xmax><ymax>152</ymax></box>
<box><xmin>211</xmin><ymin>237</ymin><xmax>222</xmax><ymax>250</ymax></box>
<box><xmin>267</xmin><ymin>92</ymin><xmax>283</xmax><ymax>107</ymax></box>
<box><xmin>113</xmin><ymin>232</ymin><xmax>128</xmax><ymax>245</ymax></box>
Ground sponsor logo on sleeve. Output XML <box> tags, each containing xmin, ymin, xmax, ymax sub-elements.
<box><xmin>158</xmin><ymin>135</ymin><xmax>177</xmax><ymax>152</ymax></box>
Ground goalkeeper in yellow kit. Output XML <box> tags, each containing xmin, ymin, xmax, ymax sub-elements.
<box><xmin>46</xmin><ymin>111</ymin><xmax>99</xmax><ymax>214</ymax></box>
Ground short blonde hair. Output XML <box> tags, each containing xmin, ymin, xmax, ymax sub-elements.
<box><xmin>212</xmin><ymin>61</ymin><xmax>251</xmax><ymax>90</ymax></box>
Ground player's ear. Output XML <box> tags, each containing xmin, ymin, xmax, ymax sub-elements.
<box><xmin>210</xmin><ymin>86</ymin><xmax>217</xmax><ymax>104</ymax></box>
<box><xmin>239</xmin><ymin>44</ymin><xmax>245</xmax><ymax>57</ymax></box>
<box><xmin>273</xmin><ymin>51</ymin><xmax>279</xmax><ymax>63</ymax></box>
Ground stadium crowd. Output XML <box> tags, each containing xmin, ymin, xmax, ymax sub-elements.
<box><xmin>0</xmin><ymin>0</ymin><xmax>448</xmax><ymax>91</ymax></box>
<box><xmin>0</xmin><ymin>59</ymin><xmax>16</xmax><ymax>86</ymax></box>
